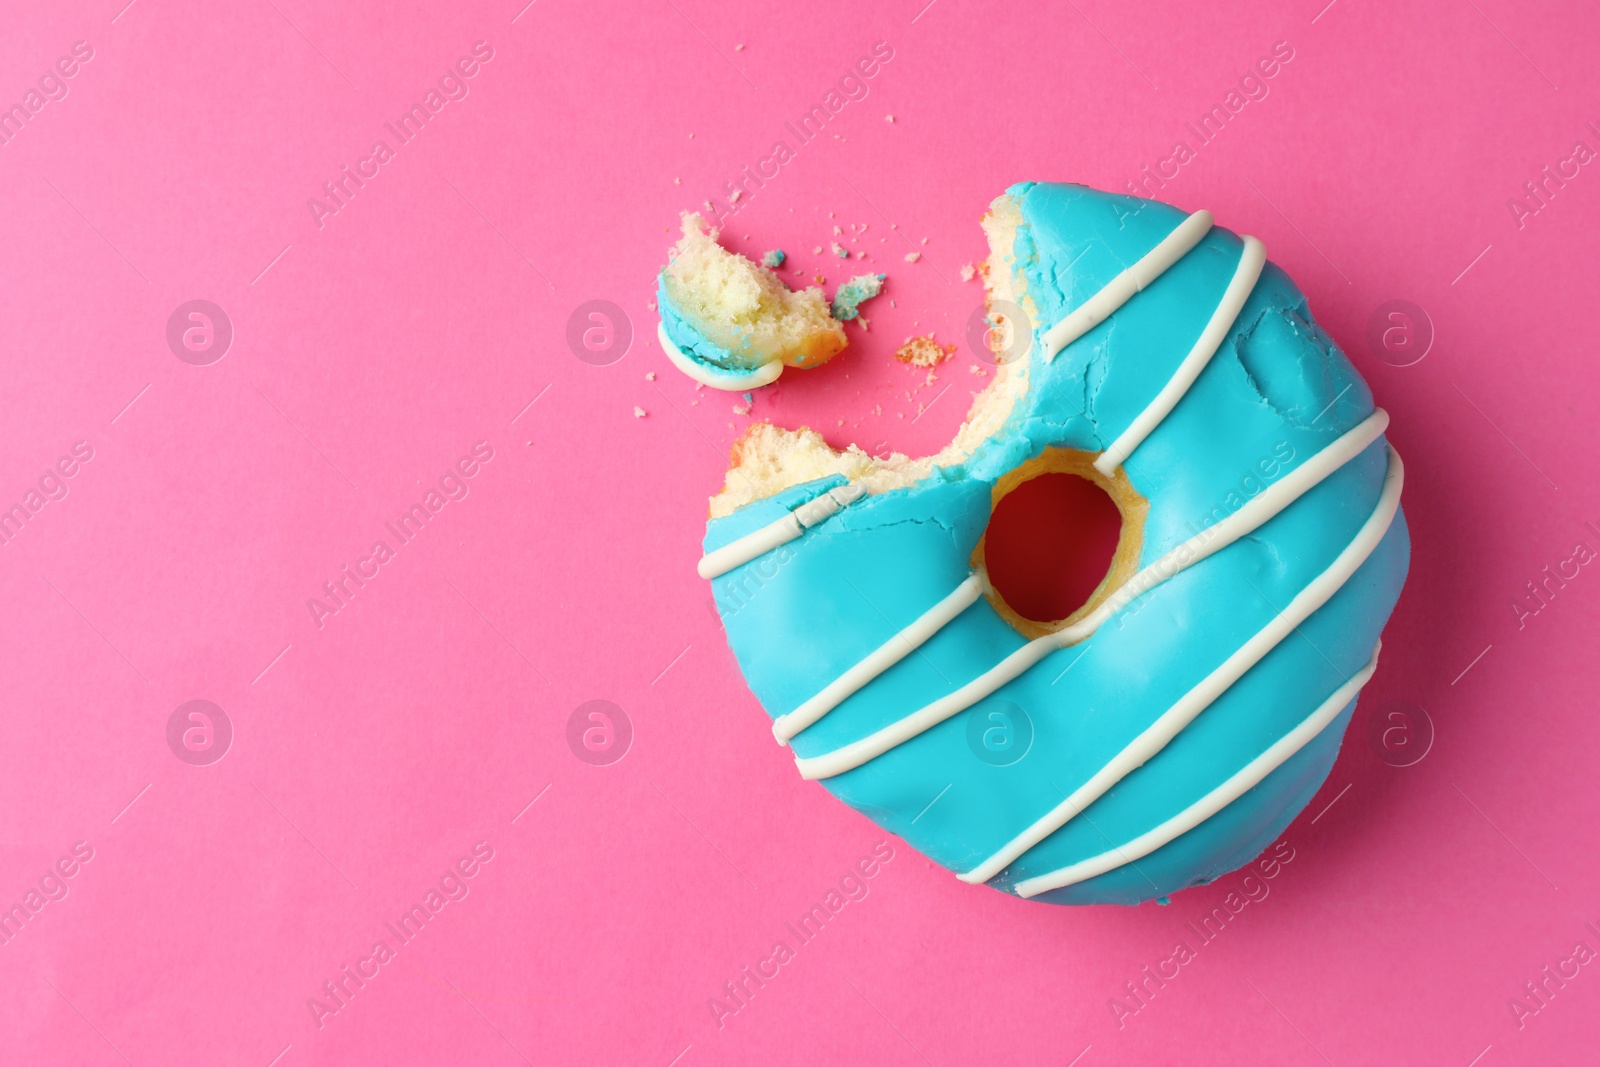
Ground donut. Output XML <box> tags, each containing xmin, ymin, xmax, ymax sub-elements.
<box><xmin>656</xmin><ymin>213</ymin><xmax>849</xmax><ymax>391</ymax></box>
<box><xmin>694</xmin><ymin>182</ymin><xmax>1409</xmax><ymax>905</ymax></box>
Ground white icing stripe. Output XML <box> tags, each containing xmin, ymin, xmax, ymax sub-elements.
<box><xmin>698</xmin><ymin>483</ymin><xmax>867</xmax><ymax>580</ymax></box>
<box><xmin>1092</xmin><ymin>237</ymin><xmax>1267</xmax><ymax>477</ymax></box>
<box><xmin>1012</xmin><ymin>643</ymin><xmax>1382</xmax><ymax>898</ymax></box>
<box><xmin>958</xmin><ymin>448</ymin><xmax>1404</xmax><ymax>884</ymax></box>
<box><xmin>1041</xmin><ymin>211</ymin><xmax>1214</xmax><ymax>362</ymax></box>
<box><xmin>796</xmin><ymin>638</ymin><xmax>1059</xmax><ymax>778</ymax></box>
<box><xmin>792</xmin><ymin>411</ymin><xmax>1391</xmax><ymax>781</ymax></box>
<box><xmin>773</xmin><ymin>573</ymin><xmax>986</xmax><ymax>744</ymax></box>
<box><xmin>658</xmin><ymin>322</ymin><xmax>784</xmax><ymax>392</ymax></box>
<box><xmin>1078</xmin><ymin>409</ymin><xmax>1389</xmax><ymax>630</ymax></box>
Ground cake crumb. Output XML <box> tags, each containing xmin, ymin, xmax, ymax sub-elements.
<box><xmin>831</xmin><ymin>242</ymin><xmax>849</xmax><ymax>259</ymax></box>
<box><xmin>885</xmin><ymin>114</ymin><xmax>894</xmax><ymax>123</ymax></box>
<box><xmin>833</xmin><ymin>225</ymin><xmax>843</xmax><ymax>235</ymax></box>
<box><xmin>813</xmin><ymin>245</ymin><xmax>823</xmax><ymax>254</ymax></box>
<box><xmin>729</xmin><ymin>188</ymin><xmax>743</xmax><ymax>203</ymax></box>
<box><xmin>904</xmin><ymin>252</ymin><xmax>921</xmax><ymax>263</ymax></box>
<box><xmin>645</xmin><ymin>372</ymin><xmax>656</xmax><ymax>381</ymax></box>
<box><xmin>674</xmin><ymin>177</ymin><xmax>682</xmax><ymax>185</ymax></box>
<box><xmin>831</xmin><ymin>273</ymin><xmax>886</xmax><ymax>321</ymax></box>
<box><xmin>895</xmin><ymin>334</ymin><xmax>955</xmax><ymax>367</ymax></box>
<box><xmin>960</xmin><ymin>262</ymin><xmax>976</xmax><ymax>281</ymax></box>
<box><xmin>733</xmin><ymin>403</ymin><xmax>750</xmax><ymax>415</ymax></box>
<box><xmin>734</xmin><ymin>43</ymin><xmax>745</xmax><ymax>51</ymax></box>
<box><xmin>760</xmin><ymin>249</ymin><xmax>786</xmax><ymax>268</ymax></box>
<box><xmin>633</xmin><ymin>406</ymin><xmax>648</xmax><ymax>418</ymax></box>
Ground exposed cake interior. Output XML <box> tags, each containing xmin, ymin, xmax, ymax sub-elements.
<box><xmin>708</xmin><ymin>193</ymin><xmax>1034</xmax><ymax>519</ymax></box>
<box><xmin>660</xmin><ymin>214</ymin><xmax>847</xmax><ymax>372</ymax></box>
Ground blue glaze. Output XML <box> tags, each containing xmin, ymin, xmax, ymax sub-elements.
<box><xmin>657</xmin><ymin>280</ymin><xmax>768</xmax><ymax>379</ymax></box>
<box><xmin>704</xmin><ymin>183</ymin><xmax>1410</xmax><ymax>905</ymax></box>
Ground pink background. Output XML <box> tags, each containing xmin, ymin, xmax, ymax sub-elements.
<box><xmin>1</xmin><ymin>0</ymin><xmax>1597</xmax><ymax>1063</ymax></box>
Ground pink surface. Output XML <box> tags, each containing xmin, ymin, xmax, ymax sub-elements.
<box><xmin>1</xmin><ymin>0</ymin><xmax>1597</xmax><ymax>1063</ymax></box>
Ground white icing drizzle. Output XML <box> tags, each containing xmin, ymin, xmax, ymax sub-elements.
<box><xmin>958</xmin><ymin>448</ymin><xmax>1404</xmax><ymax>884</ymax></box>
<box><xmin>772</xmin><ymin>573</ymin><xmax>986</xmax><ymax>744</ymax></box>
<box><xmin>1092</xmin><ymin>236</ymin><xmax>1267</xmax><ymax>476</ymax></box>
<box><xmin>658</xmin><ymin>321</ymin><xmax>784</xmax><ymax>392</ymax></box>
<box><xmin>1012</xmin><ymin>643</ymin><xmax>1382</xmax><ymax>898</ymax></box>
<box><xmin>1041</xmin><ymin>210</ymin><xmax>1214</xmax><ymax>363</ymax></box>
<box><xmin>791</xmin><ymin>411</ymin><xmax>1392</xmax><ymax>782</ymax></box>
<box><xmin>698</xmin><ymin>483</ymin><xmax>867</xmax><ymax>580</ymax></box>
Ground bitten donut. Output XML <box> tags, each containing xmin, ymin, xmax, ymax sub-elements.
<box><xmin>694</xmin><ymin>183</ymin><xmax>1409</xmax><ymax>905</ymax></box>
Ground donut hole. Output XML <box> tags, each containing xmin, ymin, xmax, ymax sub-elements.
<box><xmin>974</xmin><ymin>448</ymin><xmax>1148</xmax><ymax>640</ymax></box>
<box><xmin>983</xmin><ymin>475</ymin><xmax>1121</xmax><ymax>619</ymax></box>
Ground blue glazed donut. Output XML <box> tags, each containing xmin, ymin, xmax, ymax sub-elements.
<box><xmin>697</xmin><ymin>182</ymin><xmax>1409</xmax><ymax>905</ymax></box>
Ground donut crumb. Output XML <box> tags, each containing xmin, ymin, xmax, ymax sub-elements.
<box><xmin>895</xmin><ymin>334</ymin><xmax>955</xmax><ymax>367</ymax></box>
